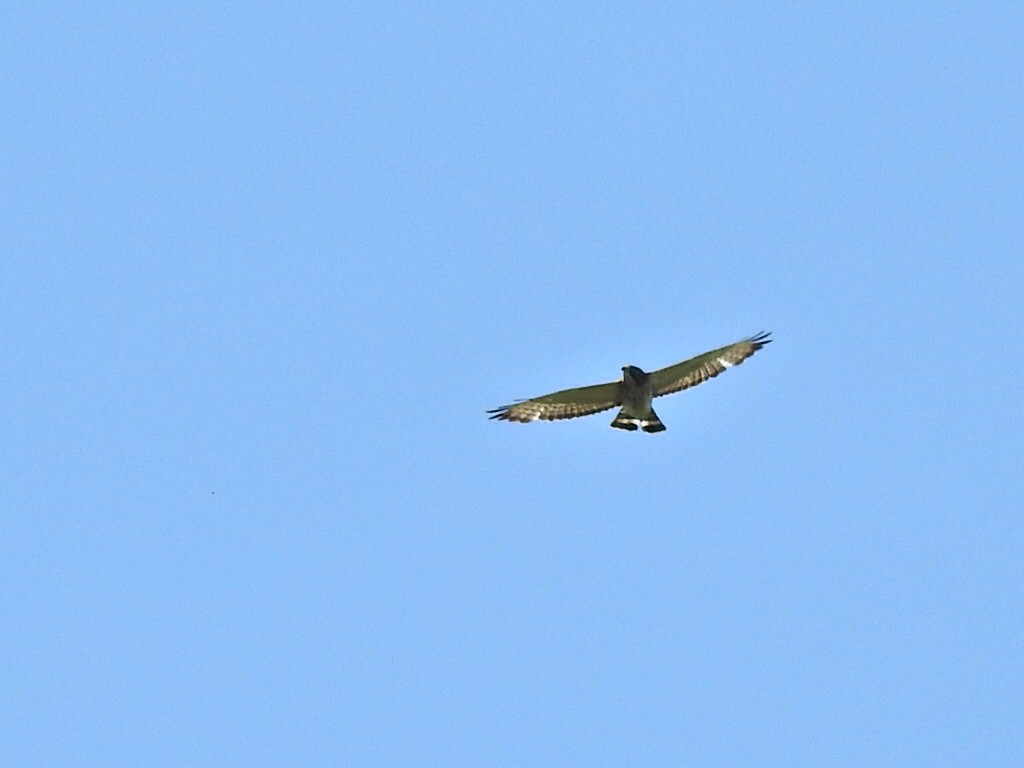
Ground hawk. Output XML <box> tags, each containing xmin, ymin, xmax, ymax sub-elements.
<box><xmin>487</xmin><ymin>332</ymin><xmax>772</xmax><ymax>433</ymax></box>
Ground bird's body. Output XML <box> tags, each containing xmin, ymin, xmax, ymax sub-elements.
<box><xmin>610</xmin><ymin>365</ymin><xmax>664</xmax><ymax>432</ymax></box>
<box><xmin>487</xmin><ymin>332</ymin><xmax>771</xmax><ymax>433</ymax></box>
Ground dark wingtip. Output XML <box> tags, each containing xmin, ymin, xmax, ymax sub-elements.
<box><xmin>487</xmin><ymin>398</ymin><xmax>528</xmax><ymax>421</ymax></box>
<box><xmin>486</xmin><ymin>405</ymin><xmax>511</xmax><ymax>421</ymax></box>
<box><xmin>747</xmin><ymin>330</ymin><xmax>772</xmax><ymax>347</ymax></box>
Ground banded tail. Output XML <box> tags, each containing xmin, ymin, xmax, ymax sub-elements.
<box><xmin>610</xmin><ymin>406</ymin><xmax>666</xmax><ymax>433</ymax></box>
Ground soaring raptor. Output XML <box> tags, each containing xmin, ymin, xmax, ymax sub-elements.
<box><xmin>488</xmin><ymin>332</ymin><xmax>772</xmax><ymax>433</ymax></box>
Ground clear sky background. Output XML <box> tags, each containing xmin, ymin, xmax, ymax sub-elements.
<box><xmin>3</xmin><ymin>3</ymin><xmax>1022</xmax><ymax>766</ymax></box>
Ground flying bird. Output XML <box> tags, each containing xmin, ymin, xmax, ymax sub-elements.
<box><xmin>487</xmin><ymin>332</ymin><xmax>772</xmax><ymax>433</ymax></box>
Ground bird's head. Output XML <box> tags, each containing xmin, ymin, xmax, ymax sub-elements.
<box><xmin>621</xmin><ymin>365</ymin><xmax>647</xmax><ymax>383</ymax></box>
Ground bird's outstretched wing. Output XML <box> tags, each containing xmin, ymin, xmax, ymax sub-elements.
<box><xmin>650</xmin><ymin>332</ymin><xmax>772</xmax><ymax>398</ymax></box>
<box><xmin>487</xmin><ymin>381</ymin><xmax>620</xmax><ymax>423</ymax></box>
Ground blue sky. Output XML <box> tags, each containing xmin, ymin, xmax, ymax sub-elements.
<box><xmin>3</xmin><ymin>3</ymin><xmax>1022</xmax><ymax>765</ymax></box>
